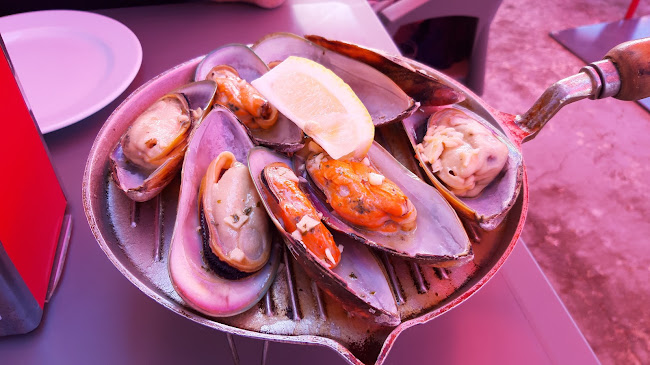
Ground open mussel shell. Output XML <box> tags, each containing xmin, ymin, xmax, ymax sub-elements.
<box><xmin>196</xmin><ymin>43</ymin><xmax>268</xmax><ymax>82</ymax></box>
<box><xmin>109</xmin><ymin>80</ymin><xmax>217</xmax><ymax>202</ymax></box>
<box><xmin>300</xmin><ymin>142</ymin><xmax>473</xmax><ymax>267</ymax></box>
<box><xmin>195</xmin><ymin>43</ymin><xmax>304</xmax><ymax>153</ymax></box>
<box><xmin>248</xmin><ymin>147</ymin><xmax>400</xmax><ymax>326</ymax></box>
<box><xmin>251</xmin><ymin>32</ymin><xmax>418</xmax><ymax>126</ymax></box>
<box><xmin>168</xmin><ymin>106</ymin><xmax>280</xmax><ymax>317</ymax></box>
<box><xmin>305</xmin><ymin>35</ymin><xmax>465</xmax><ymax>107</ymax></box>
<box><xmin>402</xmin><ymin>106</ymin><xmax>524</xmax><ymax>230</ymax></box>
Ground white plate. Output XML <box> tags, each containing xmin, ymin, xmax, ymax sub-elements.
<box><xmin>0</xmin><ymin>10</ymin><xmax>142</xmax><ymax>133</ymax></box>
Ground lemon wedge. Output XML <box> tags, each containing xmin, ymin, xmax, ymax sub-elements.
<box><xmin>251</xmin><ymin>56</ymin><xmax>374</xmax><ymax>160</ymax></box>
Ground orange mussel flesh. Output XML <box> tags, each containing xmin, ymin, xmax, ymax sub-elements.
<box><xmin>206</xmin><ymin>65</ymin><xmax>278</xmax><ymax>130</ymax></box>
<box><xmin>306</xmin><ymin>153</ymin><xmax>417</xmax><ymax>233</ymax></box>
<box><xmin>263</xmin><ymin>162</ymin><xmax>341</xmax><ymax>268</ymax></box>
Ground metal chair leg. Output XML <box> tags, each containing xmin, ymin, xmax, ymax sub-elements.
<box><xmin>261</xmin><ymin>340</ymin><xmax>269</xmax><ymax>365</ymax></box>
<box><xmin>227</xmin><ymin>333</ymin><xmax>240</xmax><ymax>365</ymax></box>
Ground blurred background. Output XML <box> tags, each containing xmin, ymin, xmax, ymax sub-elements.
<box><xmin>482</xmin><ymin>2</ymin><xmax>650</xmax><ymax>365</ymax></box>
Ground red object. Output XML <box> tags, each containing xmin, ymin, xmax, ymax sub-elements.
<box><xmin>0</xmin><ymin>43</ymin><xmax>67</xmax><ymax>308</ymax></box>
<box><xmin>625</xmin><ymin>0</ymin><xmax>640</xmax><ymax>20</ymax></box>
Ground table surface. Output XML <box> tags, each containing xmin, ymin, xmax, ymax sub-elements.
<box><xmin>0</xmin><ymin>1</ymin><xmax>601</xmax><ymax>364</ymax></box>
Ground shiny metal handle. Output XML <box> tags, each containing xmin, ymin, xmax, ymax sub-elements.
<box><xmin>515</xmin><ymin>37</ymin><xmax>650</xmax><ymax>142</ymax></box>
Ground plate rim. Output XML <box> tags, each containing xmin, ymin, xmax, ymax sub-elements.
<box><xmin>0</xmin><ymin>9</ymin><xmax>143</xmax><ymax>133</ymax></box>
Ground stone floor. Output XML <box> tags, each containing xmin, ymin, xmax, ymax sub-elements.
<box><xmin>481</xmin><ymin>1</ymin><xmax>650</xmax><ymax>364</ymax></box>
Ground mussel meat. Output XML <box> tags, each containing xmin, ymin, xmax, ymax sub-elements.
<box><xmin>416</xmin><ymin>108</ymin><xmax>509</xmax><ymax>198</ymax></box>
<box><xmin>249</xmin><ymin>147</ymin><xmax>400</xmax><ymax>326</ymax></box>
<box><xmin>110</xmin><ymin>80</ymin><xmax>217</xmax><ymax>202</ymax></box>
<box><xmin>402</xmin><ymin>107</ymin><xmax>523</xmax><ymax>230</ymax></box>
<box><xmin>205</xmin><ymin>65</ymin><xmax>278</xmax><ymax>130</ymax></box>
<box><xmin>305</xmin><ymin>151</ymin><xmax>417</xmax><ymax>234</ymax></box>
<box><xmin>121</xmin><ymin>93</ymin><xmax>193</xmax><ymax>171</ymax></box>
<box><xmin>195</xmin><ymin>44</ymin><xmax>304</xmax><ymax>153</ymax></box>
<box><xmin>169</xmin><ymin>106</ymin><xmax>280</xmax><ymax>317</ymax></box>
<box><xmin>199</xmin><ymin>151</ymin><xmax>271</xmax><ymax>278</ymax></box>
<box><xmin>262</xmin><ymin>161</ymin><xmax>341</xmax><ymax>268</ymax></box>
<box><xmin>298</xmin><ymin>142</ymin><xmax>473</xmax><ymax>266</ymax></box>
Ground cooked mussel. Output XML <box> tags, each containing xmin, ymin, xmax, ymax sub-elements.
<box><xmin>301</xmin><ymin>35</ymin><xmax>523</xmax><ymax>229</ymax></box>
<box><xmin>262</xmin><ymin>161</ymin><xmax>341</xmax><ymax>268</ymax></box>
<box><xmin>249</xmin><ymin>146</ymin><xmax>400</xmax><ymax>326</ymax></box>
<box><xmin>251</xmin><ymin>32</ymin><xmax>418</xmax><ymax>126</ymax></box>
<box><xmin>169</xmin><ymin>106</ymin><xmax>280</xmax><ymax>317</ymax></box>
<box><xmin>110</xmin><ymin>80</ymin><xmax>217</xmax><ymax>202</ymax></box>
<box><xmin>305</xmin><ymin>151</ymin><xmax>417</xmax><ymax>234</ymax></box>
<box><xmin>305</xmin><ymin>35</ymin><xmax>465</xmax><ymax>108</ymax></box>
<box><xmin>402</xmin><ymin>107</ymin><xmax>523</xmax><ymax>230</ymax></box>
<box><xmin>416</xmin><ymin>109</ymin><xmax>508</xmax><ymax>197</ymax></box>
<box><xmin>195</xmin><ymin>44</ymin><xmax>304</xmax><ymax>153</ymax></box>
<box><xmin>298</xmin><ymin>142</ymin><xmax>473</xmax><ymax>267</ymax></box>
<box><xmin>199</xmin><ymin>151</ymin><xmax>271</xmax><ymax>278</ymax></box>
<box><xmin>205</xmin><ymin>64</ymin><xmax>279</xmax><ymax>130</ymax></box>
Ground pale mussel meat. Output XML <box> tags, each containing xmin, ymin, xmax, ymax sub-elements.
<box><xmin>402</xmin><ymin>107</ymin><xmax>523</xmax><ymax>230</ymax></box>
<box><xmin>251</xmin><ymin>33</ymin><xmax>418</xmax><ymax>127</ymax></box>
<box><xmin>169</xmin><ymin>106</ymin><xmax>280</xmax><ymax>317</ymax></box>
<box><xmin>249</xmin><ymin>147</ymin><xmax>400</xmax><ymax>326</ymax></box>
<box><xmin>199</xmin><ymin>151</ymin><xmax>271</xmax><ymax>278</ymax></box>
<box><xmin>195</xmin><ymin>43</ymin><xmax>304</xmax><ymax>153</ymax></box>
<box><xmin>110</xmin><ymin>80</ymin><xmax>217</xmax><ymax>202</ymax></box>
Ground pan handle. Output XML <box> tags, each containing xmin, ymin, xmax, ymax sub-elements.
<box><xmin>515</xmin><ymin>37</ymin><xmax>650</xmax><ymax>142</ymax></box>
<box><xmin>605</xmin><ymin>38</ymin><xmax>650</xmax><ymax>100</ymax></box>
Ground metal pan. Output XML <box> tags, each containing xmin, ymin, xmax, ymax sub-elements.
<box><xmin>82</xmin><ymin>37</ymin><xmax>650</xmax><ymax>365</ymax></box>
